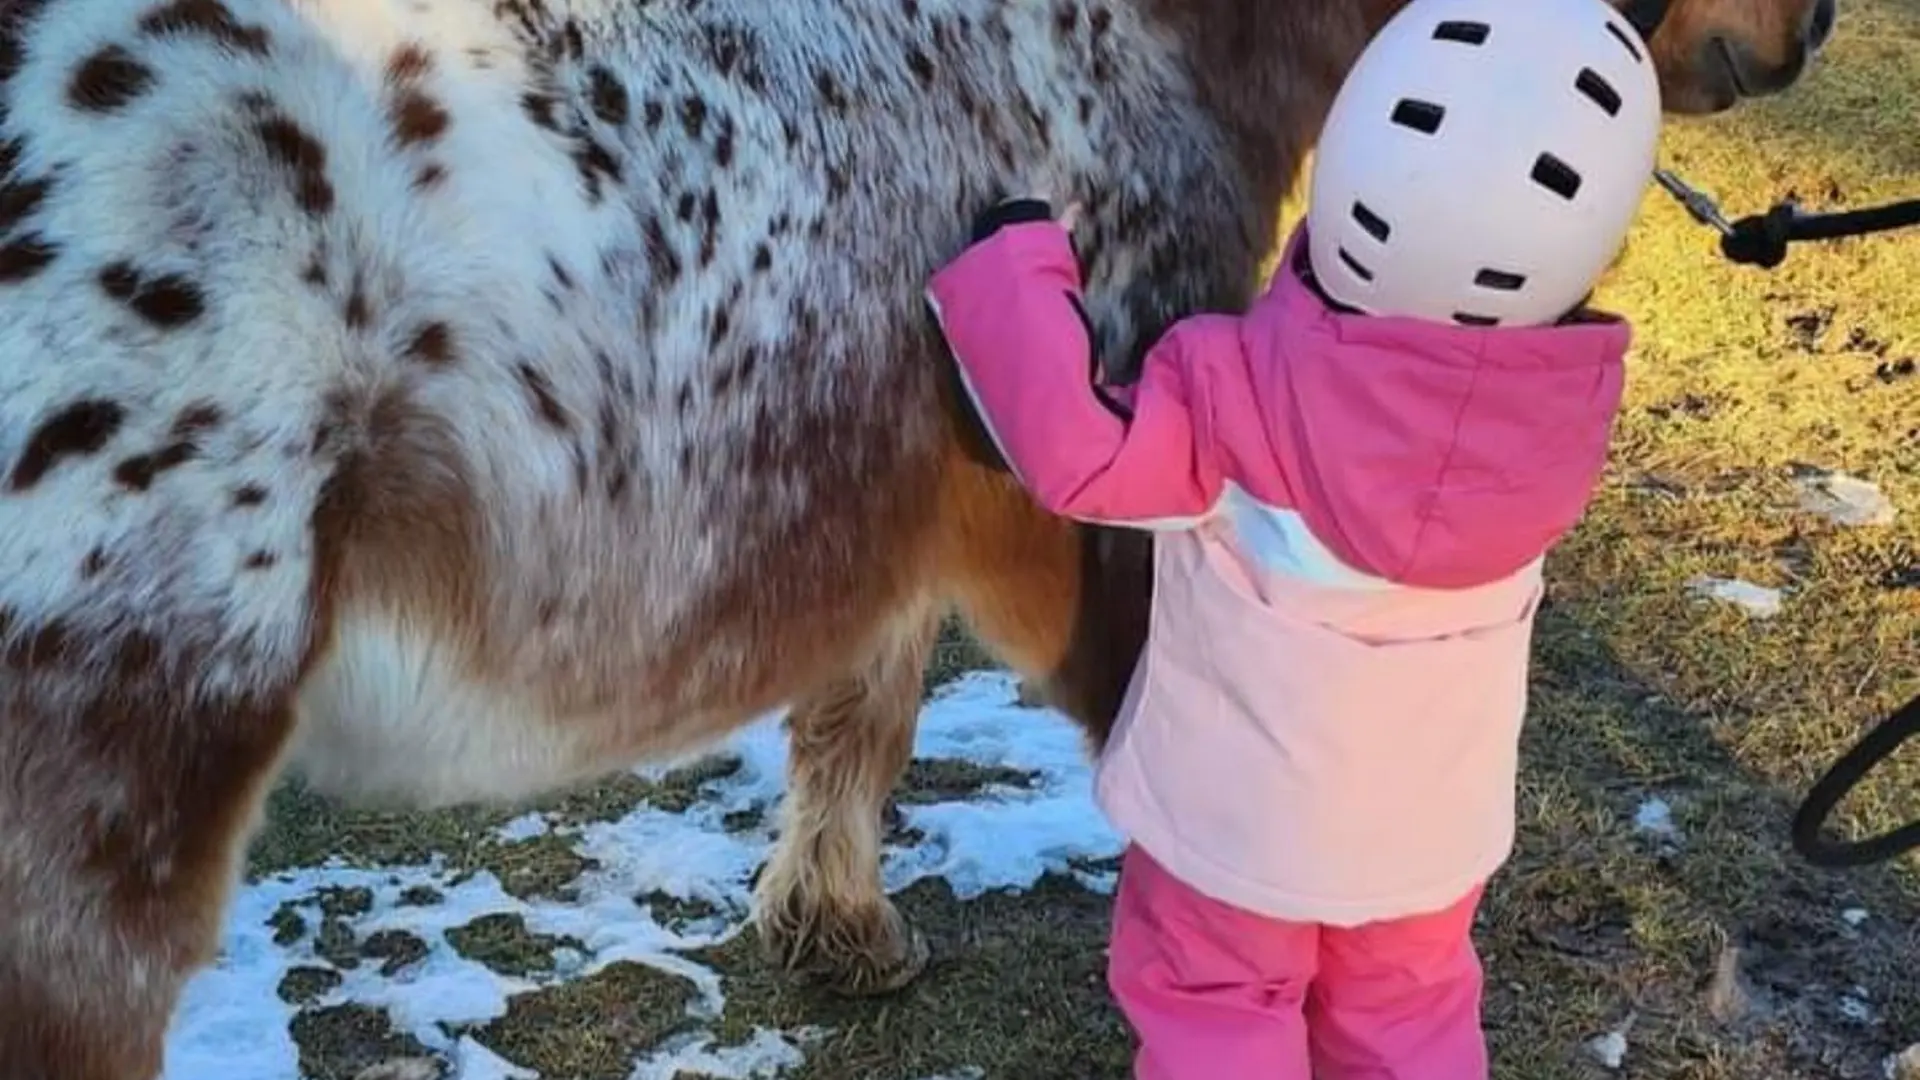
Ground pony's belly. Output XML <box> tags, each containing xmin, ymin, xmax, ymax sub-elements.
<box><xmin>289</xmin><ymin>612</ymin><xmax>623</xmax><ymax>809</ymax></box>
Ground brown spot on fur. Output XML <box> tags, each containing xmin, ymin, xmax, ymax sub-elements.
<box><xmin>643</xmin><ymin>99</ymin><xmax>664</xmax><ymax>130</ymax></box>
<box><xmin>906</xmin><ymin>46</ymin><xmax>935</xmax><ymax>83</ymax></box>
<box><xmin>644</xmin><ymin>216</ymin><xmax>681</xmax><ymax>284</ymax></box>
<box><xmin>412</xmin><ymin>162</ymin><xmax>447</xmax><ymax>190</ymax></box>
<box><xmin>0</xmin><ymin>172</ymin><xmax>51</xmax><ymax>232</ymax></box>
<box><xmin>708</xmin><ymin>309</ymin><xmax>731</xmax><ymax>349</ymax></box>
<box><xmin>698</xmin><ymin>190</ymin><xmax>720</xmax><ymax>266</ymax></box>
<box><xmin>300</xmin><ymin>255</ymin><xmax>326</xmax><ymax>286</ymax></box>
<box><xmin>80</xmin><ymin>546</ymin><xmax>109</xmax><ymax>578</ymax></box>
<box><xmin>587</xmin><ymin>64</ymin><xmax>628</xmax><ymax>125</ymax></box>
<box><xmin>386</xmin><ymin>42</ymin><xmax>431</xmax><ymax>83</ymax></box>
<box><xmin>521</xmin><ymin>91</ymin><xmax>559</xmax><ymax>131</ymax></box>
<box><xmin>515</xmin><ymin>363</ymin><xmax>568</xmax><ymax>429</ymax></box>
<box><xmin>253</xmin><ymin>113</ymin><xmax>334</xmax><ymax>216</ymax></box>
<box><xmin>0</xmin><ymin>233</ymin><xmax>57</xmax><ymax>282</ymax></box>
<box><xmin>231</xmin><ymin>483</ymin><xmax>267</xmax><ymax>507</ymax></box>
<box><xmin>344</xmin><ymin>273</ymin><xmax>369</xmax><ymax>328</ymax></box>
<box><xmin>572</xmin><ymin>139</ymin><xmax>620</xmax><ymax>201</ymax></box>
<box><xmin>113</xmin><ymin>440</ymin><xmax>196</xmax><ymax>491</ymax></box>
<box><xmin>679</xmin><ymin>96</ymin><xmax>707</xmax><ymax>139</ymax></box>
<box><xmin>817</xmin><ymin>70</ymin><xmax>848</xmax><ymax>110</ymax></box>
<box><xmin>9</xmin><ymin>399</ymin><xmax>126</xmax><ymax>490</ymax></box>
<box><xmin>3</xmin><ymin>618</ymin><xmax>76</xmax><ymax>669</ymax></box>
<box><xmin>752</xmin><ymin>244</ymin><xmax>772</xmax><ymax>273</ymax></box>
<box><xmin>242</xmin><ymin>550</ymin><xmax>276</xmax><ymax>570</ymax></box>
<box><xmin>68</xmin><ymin>46</ymin><xmax>156</xmax><ymax>112</ymax></box>
<box><xmin>171</xmin><ymin>403</ymin><xmax>223</xmax><ymax>437</ymax></box>
<box><xmin>702</xmin><ymin>24</ymin><xmax>748</xmax><ymax>75</ymax></box>
<box><xmin>98</xmin><ymin>262</ymin><xmax>207</xmax><ymax>327</ymax></box>
<box><xmin>403</xmin><ymin>321</ymin><xmax>454</xmax><ymax>365</ymax></box>
<box><xmin>714</xmin><ymin>117</ymin><xmax>735</xmax><ymax>168</ymax></box>
<box><xmin>546</xmin><ymin>254</ymin><xmax>573</xmax><ymax>290</ymax></box>
<box><xmin>138</xmin><ymin>0</ymin><xmax>270</xmax><ymax>54</ymax></box>
<box><xmin>391</xmin><ymin>90</ymin><xmax>450</xmax><ymax>146</ymax></box>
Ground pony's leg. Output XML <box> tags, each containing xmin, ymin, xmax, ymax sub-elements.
<box><xmin>0</xmin><ymin>647</ymin><xmax>296</xmax><ymax>1080</ymax></box>
<box><xmin>935</xmin><ymin>456</ymin><xmax>1150</xmax><ymax>749</ymax></box>
<box><xmin>752</xmin><ymin>603</ymin><xmax>937</xmax><ymax>996</ymax></box>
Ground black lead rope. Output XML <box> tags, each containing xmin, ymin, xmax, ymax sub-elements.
<box><xmin>1653</xmin><ymin>169</ymin><xmax>1920</xmax><ymax>269</ymax></box>
<box><xmin>1652</xmin><ymin>167</ymin><xmax>1920</xmax><ymax>867</ymax></box>
<box><xmin>1792</xmin><ymin>692</ymin><xmax>1920</xmax><ymax>867</ymax></box>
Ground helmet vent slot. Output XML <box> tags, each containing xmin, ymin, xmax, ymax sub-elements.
<box><xmin>1432</xmin><ymin>20</ymin><xmax>1490</xmax><ymax>45</ymax></box>
<box><xmin>1575</xmin><ymin>68</ymin><xmax>1623</xmax><ymax>116</ymax></box>
<box><xmin>1337</xmin><ymin>247</ymin><xmax>1375</xmax><ymax>281</ymax></box>
<box><xmin>1606</xmin><ymin>20</ymin><xmax>1646</xmax><ymax>63</ymax></box>
<box><xmin>1453</xmin><ymin>312</ymin><xmax>1500</xmax><ymax>327</ymax></box>
<box><xmin>1351</xmin><ymin>201</ymin><xmax>1391</xmax><ymax>242</ymax></box>
<box><xmin>1531</xmin><ymin>153</ymin><xmax>1583</xmax><ymax>200</ymax></box>
<box><xmin>1474</xmin><ymin>269</ymin><xmax>1527</xmax><ymax>291</ymax></box>
<box><xmin>1390</xmin><ymin>99</ymin><xmax>1446</xmax><ymax>135</ymax></box>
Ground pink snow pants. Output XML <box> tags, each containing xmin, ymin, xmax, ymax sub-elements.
<box><xmin>1108</xmin><ymin>845</ymin><xmax>1489</xmax><ymax>1080</ymax></box>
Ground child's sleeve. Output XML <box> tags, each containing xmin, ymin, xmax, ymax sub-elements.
<box><xmin>925</xmin><ymin>213</ymin><xmax>1241</xmax><ymax>530</ymax></box>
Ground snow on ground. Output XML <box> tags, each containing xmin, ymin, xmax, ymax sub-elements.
<box><xmin>1685</xmin><ymin>575</ymin><xmax>1784</xmax><ymax>617</ymax></box>
<box><xmin>163</xmin><ymin>672</ymin><xmax>1121</xmax><ymax>1080</ymax></box>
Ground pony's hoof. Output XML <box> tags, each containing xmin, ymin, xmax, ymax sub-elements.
<box><xmin>755</xmin><ymin>896</ymin><xmax>930</xmax><ymax>996</ymax></box>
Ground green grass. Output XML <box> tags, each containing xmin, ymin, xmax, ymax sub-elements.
<box><xmin>251</xmin><ymin>6</ymin><xmax>1920</xmax><ymax>1076</ymax></box>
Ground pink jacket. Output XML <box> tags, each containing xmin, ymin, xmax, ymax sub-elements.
<box><xmin>927</xmin><ymin>221</ymin><xmax>1630</xmax><ymax>926</ymax></box>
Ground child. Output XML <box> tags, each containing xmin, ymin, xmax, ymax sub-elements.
<box><xmin>923</xmin><ymin>0</ymin><xmax>1664</xmax><ymax>1075</ymax></box>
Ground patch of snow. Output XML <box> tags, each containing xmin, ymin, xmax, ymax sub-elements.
<box><xmin>1794</xmin><ymin>468</ymin><xmax>1897</xmax><ymax>527</ymax></box>
<box><xmin>1686</xmin><ymin>576</ymin><xmax>1783</xmax><ymax>617</ymax></box>
<box><xmin>920</xmin><ymin>1069</ymin><xmax>987</xmax><ymax>1080</ymax></box>
<box><xmin>165</xmin><ymin>671</ymin><xmax>1119</xmax><ymax>1080</ymax></box>
<box><xmin>1074</xmin><ymin>867</ymin><xmax>1121</xmax><ymax>894</ymax></box>
<box><xmin>1840</xmin><ymin>986</ymin><xmax>1878</xmax><ymax>1024</ymax></box>
<box><xmin>626</xmin><ymin>1028</ymin><xmax>821</xmax><ymax>1080</ymax></box>
<box><xmin>493</xmin><ymin>813</ymin><xmax>552</xmax><ymax>843</ymax></box>
<box><xmin>1586</xmin><ymin>1030</ymin><xmax>1628</xmax><ymax>1070</ymax></box>
<box><xmin>884</xmin><ymin>675</ymin><xmax>1123</xmax><ymax>899</ymax></box>
<box><xmin>1634</xmin><ymin>798</ymin><xmax>1677</xmax><ymax>838</ymax></box>
<box><xmin>1844</xmin><ymin>907</ymin><xmax>1871</xmax><ymax>928</ymax></box>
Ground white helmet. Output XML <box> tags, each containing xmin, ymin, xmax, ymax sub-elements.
<box><xmin>1306</xmin><ymin>0</ymin><xmax>1663</xmax><ymax>327</ymax></box>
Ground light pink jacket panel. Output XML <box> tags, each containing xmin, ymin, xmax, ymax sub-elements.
<box><xmin>926</xmin><ymin>222</ymin><xmax>1629</xmax><ymax>925</ymax></box>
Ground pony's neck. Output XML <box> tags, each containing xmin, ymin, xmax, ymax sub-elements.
<box><xmin>1143</xmin><ymin>0</ymin><xmax>1404</xmax><ymax>214</ymax></box>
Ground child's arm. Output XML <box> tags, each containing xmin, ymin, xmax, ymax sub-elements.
<box><xmin>926</xmin><ymin>202</ymin><xmax>1242</xmax><ymax>529</ymax></box>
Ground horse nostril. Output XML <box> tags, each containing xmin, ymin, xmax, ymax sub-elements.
<box><xmin>1805</xmin><ymin>0</ymin><xmax>1837</xmax><ymax>51</ymax></box>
